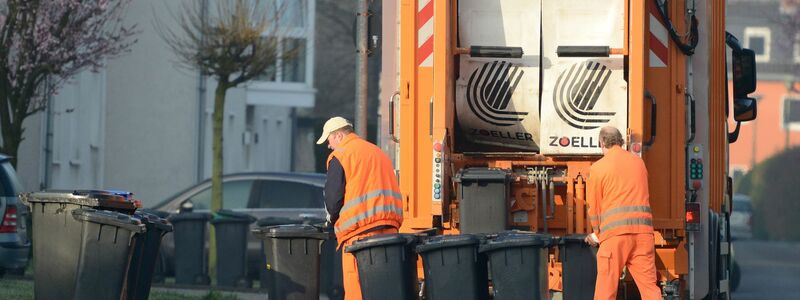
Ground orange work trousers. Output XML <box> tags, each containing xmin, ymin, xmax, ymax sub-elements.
<box><xmin>341</xmin><ymin>227</ymin><xmax>399</xmax><ymax>300</ymax></box>
<box><xmin>595</xmin><ymin>233</ymin><xmax>662</xmax><ymax>300</ymax></box>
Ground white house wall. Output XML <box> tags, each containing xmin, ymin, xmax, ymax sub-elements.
<box><xmin>102</xmin><ymin>0</ymin><xmax>199</xmax><ymax>205</ymax></box>
<box><xmin>48</xmin><ymin>70</ymin><xmax>108</xmax><ymax>190</ymax></box>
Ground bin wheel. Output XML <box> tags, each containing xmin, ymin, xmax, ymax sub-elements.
<box><xmin>7</xmin><ymin>267</ymin><xmax>25</xmax><ymax>276</ymax></box>
<box><xmin>194</xmin><ymin>274</ymin><xmax>211</xmax><ymax>285</ymax></box>
<box><xmin>235</xmin><ymin>278</ymin><xmax>252</xmax><ymax>289</ymax></box>
<box><xmin>328</xmin><ymin>286</ymin><xmax>344</xmax><ymax>300</ymax></box>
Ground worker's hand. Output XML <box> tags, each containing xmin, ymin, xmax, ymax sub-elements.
<box><xmin>584</xmin><ymin>233</ymin><xmax>600</xmax><ymax>247</ymax></box>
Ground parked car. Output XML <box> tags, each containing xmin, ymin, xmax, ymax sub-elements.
<box><xmin>0</xmin><ymin>154</ymin><xmax>30</xmax><ymax>278</ymax></box>
<box><xmin>730</xmin><ymin>194</ymin><xmax>753</xmax><ymax>239</ymax></box>
<box><xmin>150</xmin><ymin>172</ymin><xmax>342</xmax><ymax>297</ymax></box>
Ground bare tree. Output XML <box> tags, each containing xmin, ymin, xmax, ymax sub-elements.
<box><xmin>158</xmin><ymin>0</ymin><xmax>293</xmax><ymax>271</ymax></box>
<box><xmin>0</xmin><ymin>0</ymin><xmax>137</xmax><ymax>166</ymax></box>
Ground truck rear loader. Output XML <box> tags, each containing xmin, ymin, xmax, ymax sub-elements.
<box><xmin>389</xmin><ymin>0</ymin><xmax>758</xmax><ymax>299</ymax></box>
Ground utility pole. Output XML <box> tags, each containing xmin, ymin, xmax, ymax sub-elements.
<box><xmin>355</xmin><ymin>0</ymin><xmax>369</xmax><ymax>137</ymax></box>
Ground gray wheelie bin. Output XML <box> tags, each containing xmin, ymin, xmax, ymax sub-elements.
<box><xmin>560</xmin><ymin>234</ymin><xmax>597</xmax><ymax>300</ymax></box>
<box><xmin>211</xmin><ymin>209</ymin><xmax>256</xmax><ymax>288</ymax></box>
<box><xmin>417</xmin><ymin>234</ymin><xmax>488</xmax><ymax>300</ymax></box>
<box><xmin>169</xmin><ymin>212</ymin><xmax>212</xmax><ymax>285</ymax></box>
<box><xmin>126</xmin><ymin>210</ymin><xmax>173</xmax><ymax>300</ymax></box>
<box><xmin>345</xmin><ymin>234</ymin><xmax>419</xmax><ymax>300</ymax></box>
<box><xmin>72</xmin><ymin>208</ymin><xmax>145</xmax><ymax>299</ymax></box>
<box><xmin>19</xmin><ymin>190</ymin><xmax>138</xmax><ymax>300</ymax></box>
<box><xmin>479</xmin><ymin>231</ymin><xmax>552</xmax><ymax>300</ymax></box>
<box><xmin>253</xmin><ymin>224</ymin><xmax>330</xmax><ymax>300</ymax></box>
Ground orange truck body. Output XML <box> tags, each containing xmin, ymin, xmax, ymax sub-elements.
<box><xmin>388</xmin><ymin>0</ymin><xmax>757</xmax><ymax>298</ymax></box>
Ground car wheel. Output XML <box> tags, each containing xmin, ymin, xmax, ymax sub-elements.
<box><xmin>730</xmin><ymin>260</ymin><xmax>741</xmax><ymax>292</ymax></box>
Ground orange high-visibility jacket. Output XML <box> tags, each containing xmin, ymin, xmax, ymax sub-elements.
<box><xmin>587</xmin><ymin>145</ymin><xmax>654</xmax><ymax>242</ymax></box>
<box><xmin>327</xmin><ymin>133</ymin><xmax>403</xmax><ymax>244</ymax></box>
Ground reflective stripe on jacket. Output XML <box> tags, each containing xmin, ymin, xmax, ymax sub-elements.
<box><xmin>327</xmin><ymin>133</ymin><xmax>403</xmax><ymax>244</ymax></box>
<box><xmin>587</xmin><ymin>146</ymin><xmax>654</xmax><ymax>242</ymax></box>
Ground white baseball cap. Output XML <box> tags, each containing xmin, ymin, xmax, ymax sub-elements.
<box><xmin>316</xmin><ymin>117</ymin><xmax>352</xmax><ymax>144</ymax></box>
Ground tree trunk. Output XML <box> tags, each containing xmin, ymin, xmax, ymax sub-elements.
<box><xmin>0</xmin><ymin>126</ymin><xmax>22</xmax><ymax>167</ymax></box>
<box><xmin>0</xmin><ymin>91</ymin><xmax>23</xmax><ymax>168</ymax></box>
<box><xmin>208</xmin><ymin>80</ymin><xmax>228</xmax><ymax>276</ymax></box>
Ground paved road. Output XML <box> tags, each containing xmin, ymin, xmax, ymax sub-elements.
<box><xmin>731</xmin><ymin>239</ymin><xmax>800</xmax><ymax>300</ymax></box>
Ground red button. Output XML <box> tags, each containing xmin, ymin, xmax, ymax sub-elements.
<box><xmin>692</xmin><ymin>180</ymin><xmax>702</xmax><ymax>190</ymax></box>
<box><xmin>433</xmin><ymin>142</ymin><xmax>443</xmax><ymax>152</ymax></box>
<box><xmin>632</xmin><ymin>143</ymin><xmax>642</xmax><ymax>153</ymax></box>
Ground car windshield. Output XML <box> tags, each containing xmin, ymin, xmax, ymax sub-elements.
<box><xmin>251</xmin><ymin>180</ymin><xmax>323</xmax><ymax>209</ymax></box>
<box><xmin>186</xmin><ymin>180</ymin><xmax>255</xmax><ymax>210</ymax></box>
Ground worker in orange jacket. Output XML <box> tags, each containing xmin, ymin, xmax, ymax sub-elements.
<box><xmin>585</xmin><ymin>126</ymin><xmax>662</xmax><ymax>300</ymax></box>
<box><xmin>317</xmin><ymin>117</ymin><xmax>404</xmax><ymax>300</ymax></box>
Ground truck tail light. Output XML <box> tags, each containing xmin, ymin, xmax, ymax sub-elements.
<box><xmin>0</xmin><ymin>205</ymin><xmax>18</xmax><ymax>233</ymax></box>
<box><xmin>686</xmin><ymin>202</ymin><xmax>701</xmax><ymax>232</ymax></box>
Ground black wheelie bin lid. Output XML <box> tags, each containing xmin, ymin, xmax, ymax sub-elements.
<box><xmin>211</xmin><ymin>209</ymin><xmax>256</xmax><ymax>224</ymax></box>
<box><xmin>20</xmin><ymin>190</ymin><xmax>139</xmax><ymax>211</ymax></box>
<box><xmin>252</xmin><ymin>224</ymin><xmax>330</xmax><ymax>240</ymax></box>
<box><xmin>72</xmin><ymin>208</ymin><xmax>146</xmax><ymax>233</ymax></box>
<box><xmin>134</xmin><ymin>211</ymin><xmax>174</xmax><ymax>232</ymax></box>
<box><xmin>345</xmin><ymin>234</ymin><xmax>417</xmax><ymax>253</ymax></box>
<box><xmin>478</xmin><ymin>231</ymin><xmax>552</xmax><ymax>253</ymax></box>
<box><xmin>559</xmin><ymin>234</ymin><xmax>590</xmax><ymax>245</ymax></box>
<box><xmin>138</xmin><ymin>208</ymin><xmax>171</xmax><ymax>219</ymax></box>
<box><xmin>256</xmin><ymin>217</ymin><xmax>301</xmax><ymax>227</ymax></box>
<box><xmin>454</xmin><ymin>168</ymin><xmax>509</xmax><ymax>183</ymax></box>
<box><xmin>256</xmin><ymin>216</ymin><xmax>327</xmax><ymax>227</ymax></box>
<box><xmin>416</xmin><ymin>234</ymin><xmax>481</xmax><ymax>254</ymax></box>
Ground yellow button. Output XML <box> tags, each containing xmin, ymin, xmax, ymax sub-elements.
<box><xmin>693</xmin><ymin>146</ymin><xmax>700</xmax><ymax>153</ymax></box>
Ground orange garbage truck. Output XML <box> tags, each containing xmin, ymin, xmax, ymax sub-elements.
<box><xmin>388</xmin><ymin>0</ymin><xmax>757</xmax><ymax>299</ymax></box>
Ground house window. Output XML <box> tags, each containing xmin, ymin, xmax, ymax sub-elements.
<box><xmin>744</xmin><ymin>27</ymin><xmax>771</xmax><ymax>63</ymax></box>
<box><xmin>783</xmin><ymin>96</ymin><xmax>800</xmax><ymax>130</ymax></box>
<box><xmin>254</xmin><ymin>0</ymin><xmax>311</xmax><ymax>84</ymax></box>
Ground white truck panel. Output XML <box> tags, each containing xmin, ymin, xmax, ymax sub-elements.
<box><xmin>456</xmin><ymin>0</ymin><xmax>542</xmax><ymax>150</ymax></box>
<box><xmin>540</xmin><ymin>0</ymin><xmax>628</xmax><ymax>155</ymax></box>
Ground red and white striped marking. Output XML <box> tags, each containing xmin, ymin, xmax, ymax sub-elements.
<box><xmin>648</xmin><ymin>3</ymin><xmax>668</xmax><ymax>68</ymax></box>
<box><xmin>417</xmin><ymin>0</ymin><xmax>434</xmax><ymax>67</ymax></box>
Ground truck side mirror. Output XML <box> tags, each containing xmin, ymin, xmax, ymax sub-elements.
<box><xmin>733</xmin><ymin>49</ymin><xmax>757</xmax><ymax>98</ymax></box>
<box><xmin>733</xmin><ymin>97</ymin><xmax>757</xmax><ymax>122</ymax></box>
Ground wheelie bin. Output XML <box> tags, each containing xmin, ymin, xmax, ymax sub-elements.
<box><xmin>417</xmin><ymin>234</ymin><xmax>488</xmax><ymax>300</ymax></box>
<box><xmin>479</xmin><ymin>231</ymin><xmax>552</xmax><ymax>300</ymax></box>
<box><xmin>71</xmin><ymin>208</ymin><xmax>145</xmax><ymax>299</ymax></box>
<box><xmin>254</xmin><ymin>216</ymin><xmax>342</xmax><ymax>298</ymax></box>
<box><xmin>345</xmin><ymin>233</ymin><xmax>419</xmax><ymax>300</ymax></box>
<box><xmin>19</xmin><ymin>190</ymin><xmax>138</xmax><ymax>300</ymax></box>
<box><xmin>253</xmin><ymin>224</ymin><xmax>330</xmax><ymax>300</ymax></box>
<box><xmin>126</xmin><ymin>210</ymin><xmax>173</xmax><ymax>300</ymax></box>
<box><xmin>560</xmin><ymin>234</ymin><xmax>597</xmax><ymax>300</ymax></box>
<box><xmin>139</xmin><ymin>209</ymin><xmax>172</xmax><ymax>284</ymax></box>
<box><xmin>255</xmin><ymin>217</ymin><xmax>302</xmax><ymax>290</ymax></box>
<box><xmin>168</xmin><ymin>212</ymin><xmax>212</xmax><ymax>285</ymax></box>
<box><xmin>210</xmin><ymin>209</ymin><xmax>255</xmax><ymax>287</ymax></box>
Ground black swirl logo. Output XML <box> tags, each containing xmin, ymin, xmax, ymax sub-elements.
<box><xmin>553</xmin><ymin>61</ymin><xmax>616</xmax><ymax>130</ymax></box>
<box><xmin>466</xmin><ymin>61</ymin><xmax>528</xmax><ymax>126</ymax></box>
